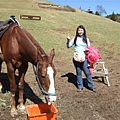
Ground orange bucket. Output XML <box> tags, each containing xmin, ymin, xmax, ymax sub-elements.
<box><xmin>26</xmin><ymin>103</ymin><xmax>58</xmax><ymax>120</ymax></box>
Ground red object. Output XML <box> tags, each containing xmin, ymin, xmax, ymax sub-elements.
<box><xmin>86</xmin><ymin>46</ymin><xmax>102</xmax><ymax>64</ymax></box>
<box><xmin>86</xmin><ymin>46</ymin><xmax>102</xmax><ymax>75</ymax></box>
<box><xmin>26</xmin><ymin>103</ymin><xmax>58</xmax><ymax>120</ymax></box>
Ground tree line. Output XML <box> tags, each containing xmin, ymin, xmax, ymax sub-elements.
<box><xmin>95</xmin><ymin>5</ymin><xmax>120</xmax><ymax>23</ymax></box>
<box><xmin>80</xmin><ymin>5</ymin><xmax>120</xmax><ymax>23</ymax></box>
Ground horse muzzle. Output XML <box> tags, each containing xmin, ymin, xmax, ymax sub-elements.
<box><xmin>45</xmin><ymin>95</ymin><xmax>57</xmax><ymax>105</ymax></box>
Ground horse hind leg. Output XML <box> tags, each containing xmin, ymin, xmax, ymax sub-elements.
<box><xmin>18</xmin><ymin>62</ymin><xmax>28</xmax><ymax>112</ymax></box>
<box><xmin>6</xmin><ymin>62</ymin><xmax>18</xmax><ymax>116</ymax></box>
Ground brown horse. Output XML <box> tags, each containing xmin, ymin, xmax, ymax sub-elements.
<box><xmin>0</xmin><ymin>17</ymin><xmax>56</xmax><ymax>116</ymax></box>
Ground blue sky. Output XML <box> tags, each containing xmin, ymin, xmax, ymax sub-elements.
<box><xmin>49</xmin><ymin>0</ymin><xmax>120</xmax><ymax>15</ymax></box>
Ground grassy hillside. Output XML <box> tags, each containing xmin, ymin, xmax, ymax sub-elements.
<box><xmin>0</xmin><ymin>0</ymin><xmax>120</xmax><ymax>62</ymax></box>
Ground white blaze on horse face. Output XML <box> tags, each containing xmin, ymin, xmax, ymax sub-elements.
<box><xmin>47</xmin><ymin>66</ymin><xmax>56</xmax><ymax>102</ymax></box>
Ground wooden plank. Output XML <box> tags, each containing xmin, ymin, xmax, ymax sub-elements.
<box><xmin>20</xmin><ymin>15</ymin><xmax>41</xmax><ymax>20</ymax></box>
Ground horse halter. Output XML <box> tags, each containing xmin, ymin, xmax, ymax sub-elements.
<box><xmin>33</xmin><ymin>62</ymin><xmax>56</xmax><ymax>96</ymax></box>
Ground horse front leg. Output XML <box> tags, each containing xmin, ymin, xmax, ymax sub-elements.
<box><xmin>0</xmin><ymin>58</ymin><xmax>3</xmax><ymax>92</ymax></box>
<box><xmin>18</xmin><ymin>62</ymin><xmax>28</xmax><ymax>111</ymax></box>
<box><xmin>6</xmin><ymin>62</ymin><xmax>17</xmax><ymax>115</ymax></box>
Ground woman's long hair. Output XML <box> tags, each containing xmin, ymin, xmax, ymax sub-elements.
<box><xmin>74</xmin><ymin>25</ymin><xmax>87</xmax><ymax>46</ymax></box>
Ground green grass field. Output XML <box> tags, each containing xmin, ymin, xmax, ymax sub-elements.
<box><xmin>0</xmin><ymin>0</ymin><xmax>120</xmax><ymax>61</ymax></box>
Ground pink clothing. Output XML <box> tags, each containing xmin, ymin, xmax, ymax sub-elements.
<box><xmin>86</xmin><ymin>46</ymin><xmax>102</xmax><ymax>74</ymax></box>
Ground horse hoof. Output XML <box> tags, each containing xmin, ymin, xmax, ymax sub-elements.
<box><xmin>19</xmin><ymin>106</ymin><xmax>26</xmax><ymax>114</ymax></box>
<box><xmin>10</xmin><ymin>111</ymin><xmax>18</xmax><ymax>117</ymax></box>
<box><xmin>19</xmin><ymin>105</ymin><xmax>25</xmax><ymax>110</ymax></box>
<box><xmin>21</xmin><ymin>110</ymin><xmax>26</xmax><ymax>114</ymax></box>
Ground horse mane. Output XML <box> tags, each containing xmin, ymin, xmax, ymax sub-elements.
<box><xmin>22</xmin><ymin>28</ymin><xmax>46</xmax><ymax>55</ymax></box>
<box><xmin>22</xmin><ymin>29</ymin><xmax>46</xmax><ymax>54</ymax></box>
<box><xmin>21</xmin><ymin>28</ymin><xmax>49</xmax><ymax>62</ymax></box>
<box><xmin>10</xmin><ymin>23</ymin><xmax>48</xmax><ymax>63</ymax></box>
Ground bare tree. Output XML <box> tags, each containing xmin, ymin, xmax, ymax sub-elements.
<box><xmin>96</xmin><ymin>5</ymin><xmax>107</xmax><ymax>16</ymax></box>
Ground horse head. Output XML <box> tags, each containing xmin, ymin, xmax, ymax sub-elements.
<box><xmin>35</xmin><ymin>48</ymin><xmax>56</xmax><ymax>104</ymax></box>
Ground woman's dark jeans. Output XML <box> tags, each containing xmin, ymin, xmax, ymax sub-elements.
<box><xmin>73</xmin><ymin>58</ymin><xmax>94</xmax><ymax>89</ymax></box>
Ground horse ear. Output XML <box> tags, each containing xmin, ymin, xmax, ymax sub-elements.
<box><xmin>49</xmin><ymin>48</ymin><xmax>55</xmax><ymax>63</ymax></box>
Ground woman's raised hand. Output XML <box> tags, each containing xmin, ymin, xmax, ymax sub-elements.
<box><xmin>67</xmin><ymin>36</ymin><xmax>70</xmax><ymax>44</ymax></box>
<box><xmin>67</xmin><ymin>36</ymin><xmax>70</xmax><ymax>40</ymax></box>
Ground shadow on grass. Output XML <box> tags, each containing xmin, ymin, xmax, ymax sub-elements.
<box><xmin>0</xmin><ymin>73</ymin><xmax>44</xmax><ymax>105</ymax></box>
<box><xmin>61</xmin><ymin>72</ymin><xmax>89</xmax><ymax>89</ymax></box>
<box><xmin>61</xmin><ymin>72</ymin><xmax>107</xmax><ymax>89</ymax></box>
<box><xmin>92</xmin><ymin>76</ymin><xmax>108</xmax><ymax>86</ymax></box>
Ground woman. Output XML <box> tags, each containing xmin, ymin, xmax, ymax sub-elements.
<box><xmin>66</xmin><ymin>25</ymin><xmax>96</xmax><ymax>92</ymax></box>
